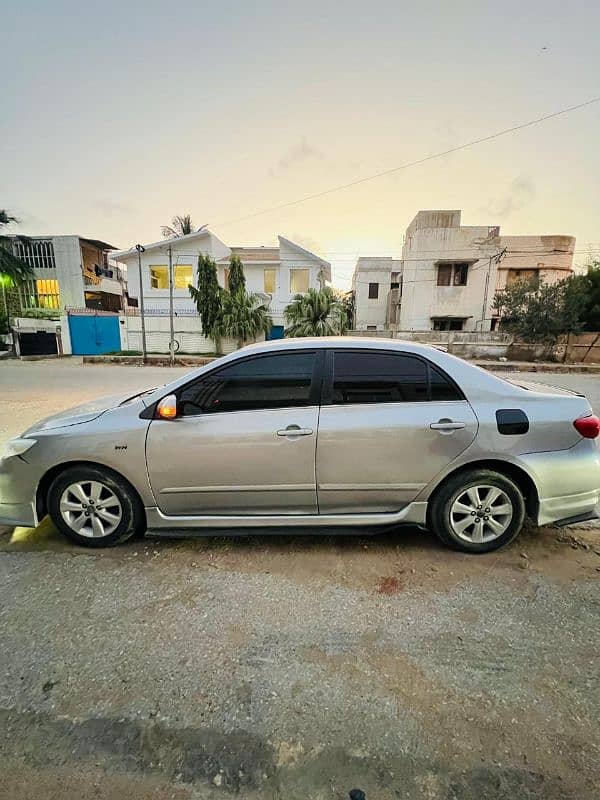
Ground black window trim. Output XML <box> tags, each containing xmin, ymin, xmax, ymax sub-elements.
<box><xmin>321</xmin><ymin>347</ymin><xmax>465</xmax><ymax>406</ymax></box>
<box><xmin>141</xmin><ymin>348</ymin><xmax>326</xmax><ymax>419</ymax></box>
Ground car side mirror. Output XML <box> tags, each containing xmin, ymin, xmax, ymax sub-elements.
<box><xmin>156</xmin><ymin>394</ymin><xmax>178</xmax><ymax>420</ymax></box>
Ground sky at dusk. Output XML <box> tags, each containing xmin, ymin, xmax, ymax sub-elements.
<box><xmin>2</xmin><ymin>0</ymin><xmax>600</xmax><ymax>288</ymax></box>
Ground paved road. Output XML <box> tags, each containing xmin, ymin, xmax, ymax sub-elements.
<box><xmin>0</xmin><ymin>359</ymin><xmax>599</xmax><ymax>799</ymax></box>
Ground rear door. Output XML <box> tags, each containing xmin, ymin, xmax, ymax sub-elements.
<box><xmin>316</xmin><ymin>349</ymin><xmax>478</xmax><ymax>513</ymax></box>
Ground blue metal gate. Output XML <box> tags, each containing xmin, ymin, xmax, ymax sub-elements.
<box><xmin>68</xmin><ymin>312</ymin><xmax>121</xmax><ymax>355</ymax></box>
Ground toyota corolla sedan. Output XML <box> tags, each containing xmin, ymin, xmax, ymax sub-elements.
<box><xmin>1</xmin><ymin>338</ymin><xmax>599</xmax><ymax>553</ymax></box>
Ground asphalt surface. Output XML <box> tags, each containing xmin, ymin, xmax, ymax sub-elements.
<box><xmin>0</xmin><ymin>359</ymin><xmax>599</xmax><ymax>800</ymax></box>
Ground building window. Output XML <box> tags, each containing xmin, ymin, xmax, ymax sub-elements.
<box><xmin>149</xmin><ymin>265</ymin><xmax>193</xmax><ymax>290</ymax></box>
<box><xmin>432</xmin><ymin>317</ymin><xmax>466</xmax><ymax>331</ymax></box>
<box><xmin>12</xmin><ymin>239</ymin><xmax>56</xmax><ymax>269</ymax></box>
<box><xmin>264</xmin><ymin>268</ymin><xmax>276</xmax><ymax>294</ymax></box>
<box><xmin>85</xmin><ymin>291</ymin><xmax>122</xmax><ymax>312</ymax></box>
<box><xmin>290</xmin><ymin>268</ymin><xmax>309</xmax><ymax>294</ymax></box>
<box><xmin>368</xmin><ymin>282</ymin><xmax>379</xmax><ymax>299</ymax></box>
<box><xmin>506</xmin><ymin>269</ymin><xmax>539</xmax><ymax>287</ymax></box>
<box><xmin>21</xmin><ymin>278</ymin><xmax>61</xmax><ymax>309</ymax></box>
<box><xmin>366</xmin><ymin>325</ymin><xmax>377</xmax><ymax>331</ymax></box>
<box><xmin>453</xmin><ymin>263</ymin><xmax>469</xmax><ymax>286</ymax></box>
<box><xmin>36</xmin><ymin>279</ymin><xmax>60</xmax><ymax>308</ymax></box>
<box><xmin>437</xmin><ymin>262</ymin><xmax>469</xmax><ymax>286</ymax></box>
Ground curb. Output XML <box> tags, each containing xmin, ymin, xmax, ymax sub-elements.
<box><xmin>82</xmin><ymin>355</ymin><xmax>218</xmax><ymax>367</ymax></box>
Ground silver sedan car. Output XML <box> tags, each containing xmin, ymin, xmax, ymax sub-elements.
<box><xmin>1</xmin><ymin>338</ymin><xmax>599</xmax><ymax>553</ymax></box>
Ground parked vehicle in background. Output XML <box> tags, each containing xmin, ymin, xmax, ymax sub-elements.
<box><xmin>1</xmin><ymin>338</ymin><xmax>598</xmax><ymax>553</ymax></box>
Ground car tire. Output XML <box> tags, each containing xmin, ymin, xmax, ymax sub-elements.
<box><xmin>428</xmin><ymin>469</ymin><xmax>526</xmax><ymax>554</ymax></box>
<box><xmin>48</xmin><ymin>465</ymin><xmax>145</xmax><ymax>548</ymax></box>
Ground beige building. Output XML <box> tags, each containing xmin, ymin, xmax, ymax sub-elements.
<box><xmin>495</xmin><ymin>235</ymin><xmax>576</xmax><ymax>290</ymax></box>
<box><xmin>352</xmin><ymin>210</ymin><xmax>576</xmax><ymax>333</ymax></box>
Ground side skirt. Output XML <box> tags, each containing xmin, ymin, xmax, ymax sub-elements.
<box><xmin>144</xmin><ymin>502</ymin><xmax>428</xmax><ymax>534</ymax></box>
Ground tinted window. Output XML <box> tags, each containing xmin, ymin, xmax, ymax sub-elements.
<box><xmin>368</xmin><ymin>282</ymin><xmax>379</xmax><ymax>299</ymax></box>
<box><xmin>178</xmin><ymin>352</ymin><xmax>317</xmax><ymax>415</ymax></box>
<box><xmin>332</xmin><ymin>352</ymin><xmax>428</xmax><ymax>404</ymax></box>
<box><xmin>430</xmin><ymin>365</ymin><xmax>463</xmax><ymax>401</ymax></box>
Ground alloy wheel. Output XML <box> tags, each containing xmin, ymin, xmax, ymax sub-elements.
<box><xmin>449</xmin><ymin>485</ymin><xmax>513</xmax><ymax>544</ymax></box>
<box><xmin>59</xmin><ymin>481</ymin><xmax>123</xmax><ymax>538</ymax></box>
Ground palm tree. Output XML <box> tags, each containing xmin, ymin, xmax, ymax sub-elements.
<box><xmin>0</xmin><ymin>209</ymin><xmax>34</xmax><ymax>287</ymax></box>
<box><xmin>284</xmin><ymin>287</ymin><xmax>348</xmax><ymax>337</ymax></box>
<box><xmin>219</xmin><ymin>292</ymin><xmax>272</xmax><ymax>348</ymax></box>
<box><xmin>161</xmin><ymin>214</ymin><xmax>207</xmax><ymax>239</ymax></box>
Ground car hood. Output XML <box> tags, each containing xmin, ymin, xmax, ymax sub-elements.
<box><xmin>21</xmin><ymin>391</ymin><xmax>146</xmax><ymax>436</ymax></box>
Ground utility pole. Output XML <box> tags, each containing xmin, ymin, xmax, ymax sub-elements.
<box><xmin>168</xmin><ymin>243</ymin><xmax>175</xmax><ymax>365</ymax></box>
<box><xmin>135</xmin><ymin>244</ymin><xmax>147</xmax><ymax>363</ymax></box>
<box><xmin>481</xmin><ymin>248</ymin><xmax>506</xmax><ymax>329</ymax></box>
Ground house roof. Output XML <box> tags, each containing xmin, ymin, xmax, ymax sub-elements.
<box><xmin>111</xmin><ymin>229</ymin><xmax>212</xmax><ymax>262</ymax></box>
<box><xmin>278</xmin><ymin>236</ymin><xmax>331</xmax><ymax>281</ymax></box>
<box><xmin>80</xmin><ymin>237</ymin><xmax>119</xmax><ymax>251</ymax></box>
<box><xmin>229</xmin><ymin>246</ymin><xmax>280</xmax><ymax>262</ymax></box>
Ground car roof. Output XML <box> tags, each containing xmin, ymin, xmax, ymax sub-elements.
<box><xmin>237</xmin><ymin>336</ymin><xmax>440</xmax><ymax>357</ymax></box>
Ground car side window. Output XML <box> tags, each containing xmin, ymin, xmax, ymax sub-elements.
<box><xmin>330</xmin><ymin>351</ymin><xmax>463</xmax><ymax>404</ymax></box>
<box><xmin>332</xmin><ymin>351</ymin><xmax>428</xmax><ymax>404</ymax></box>
<box><xmin>429</xmin><ymin>364</ymin><xmax>464</xmax><ymax>401</ymax></box>
<box><xmin>178</xmin><ymin>351</ymin><xmax>318</xmax><ymax>415</ymax></box>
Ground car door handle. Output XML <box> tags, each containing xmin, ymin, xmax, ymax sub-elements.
<box><xmin>430</xmin><ymin>420</ymin><xmax>466</xmax><ymax>431</ymax></box>
<box><xmin>277</xmin><ymin>426</ymin><xmax>313</xmax><ymax>437</ymax></box>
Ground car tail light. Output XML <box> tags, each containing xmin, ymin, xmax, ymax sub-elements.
<box><xmin>573</xmin><ymin>415</ymin><xmax>600</xmax><ymax>439</ymax></box>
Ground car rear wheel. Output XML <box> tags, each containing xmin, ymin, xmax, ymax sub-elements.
<box><xmin>428</xmin><ymin>469</ymin><xmax>526</xmax><ymax>553</ymax></box>
<box><xmin>48</xmin><ymin>466</ymin><xmax>144</xmax><ymax>547</ymax></box>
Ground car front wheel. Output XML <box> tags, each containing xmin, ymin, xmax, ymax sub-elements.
<box><xmin>428</xmin><ymin>469</ymin><xmax>526</xmax><ymax>553</ymax></box>
<box><xmin>48</xmin><ymin>466</ymin><xmax>144</xmax><ymax>547</ymax></box>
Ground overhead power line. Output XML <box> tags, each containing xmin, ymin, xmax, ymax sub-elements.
<box><xmin>214</xmin><ymin>95</ymin><xmax>600</xmax><ymax>228</ymax></box>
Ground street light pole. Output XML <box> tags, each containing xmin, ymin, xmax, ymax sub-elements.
<box><xmin>135</xmin><ymin>244</ymin><xmax>147</xmax><ymax>363</ymax></box>
<box><xmin>168</xmin><ymin>243</ymin><xmax>175</xmax><ymax>366</ymax></box>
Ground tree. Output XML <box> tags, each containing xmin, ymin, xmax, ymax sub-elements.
<box><xmin>284</xmin><ymin>287</ymin><xmax>348</xmax><ymax>337</ymax></box>
<box><xmin>572</xmin><ymin>261</ymin><xmax>600</xmax><ymax>331</ymax></box>
<box><xmin>161</xmin><ymin>214</ymin><xmax>207</xmax><ymax>238</ymax></box>
<box><xmin>188</xmin><ymin>254</ymin><xmax>223</xmax><ymax>350</ymax></box>
<box><xmin>0</xmin><ymin>209</ymin><xmax>34</xmax><ymax>285</ymax></box>
<box><xmin>492</xmin><ymin>276</ymin><xmax>586</xmax><ymax>344</ymax></box>
<box><xmin>227</xmin><ymin>254</ymin><xmax>246</xmax><ymax>297</ymax></box>
<box><xmin>219</xmin><ymin>291</ymin><xmax>272</xmax><ymax>348</ymax></box>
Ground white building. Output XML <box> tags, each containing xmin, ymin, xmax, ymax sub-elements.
<box><xmin>352</xmin><ymin>257</ymin><xmax>402</xmax><ymax>330</ymax></box>
<box><xmin>5</xmin><ymin>235</ymin><xmax>126</xmax><ymax>312</ymax></box>
<box><xmin>352</xmin><ymin>210</ymin><xmax>576</xmax><ymax>333</ymax></box>
<box><xmin>112</xmin><ymin>229</ymin><xmax>331</xmax><ymax>350</ymax></box>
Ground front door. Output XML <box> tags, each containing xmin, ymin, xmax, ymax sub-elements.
<box><xmin>316</xmin><ymin>349</ymin><xmax>478</xmax><ymax>513</ymax></box>
<box><xmin>146</xmin><ymin>350</ymin><xmax>322</xmax><ymax>515</ymax></box>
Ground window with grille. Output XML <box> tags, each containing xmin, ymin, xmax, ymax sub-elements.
<box><xmin>20</xmin><ymin>279</ymin><xmax>61</xmax><ymax>309</ymax></box>
<box><xmin>12</xmin><ymin>239</ymin><xmax>56</xmax><ymax>269</ymax></box>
